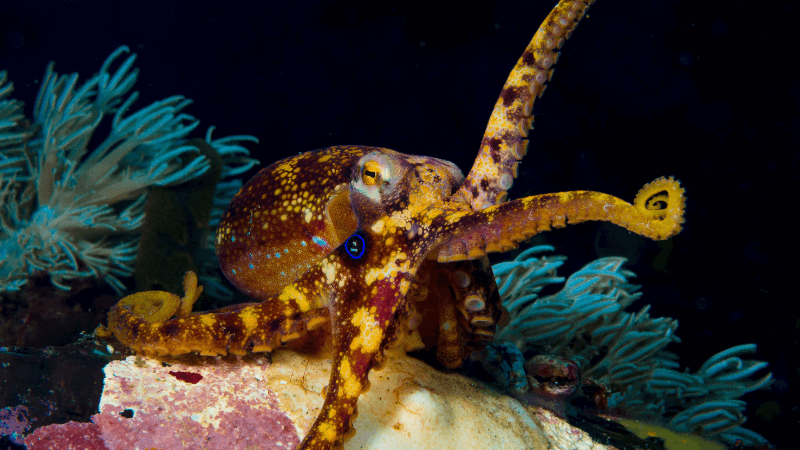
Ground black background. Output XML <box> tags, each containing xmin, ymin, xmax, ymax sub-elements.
<box><xmin>1</xmin><ymin>0</ymin><xmax>796</xmax><ymax>446</ymax></box>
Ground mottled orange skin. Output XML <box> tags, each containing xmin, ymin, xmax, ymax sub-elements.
<box><xmin>106</xmin><ymin>1</ymin><xmax>686</xmax><ymax>449</ymax></box>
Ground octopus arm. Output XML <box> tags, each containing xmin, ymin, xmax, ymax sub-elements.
<box><xmin>454</xmin><ymin>0</ymin><xmax>596</xmax><ymax>210</ymax></box>
<box><xmin>107</xmin><ymin>270</ymin><xmax>331</xmax><ymax>357</ymax></box>
<box><xmin>299</xmin><ymin>249</ymin><xmax>416</xmax><ymax>449</ymax></box>
<box><xmin>433</xmin><ymin>258</ymin><xmax>506</xmax><ymax>368</ymax></box>
<box><xmin>436</xmin><ymin>177</ymin><xmax>685</xmax><ymax>262</ymax></box>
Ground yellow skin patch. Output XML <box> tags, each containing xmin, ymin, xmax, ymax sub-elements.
<box><xmin>350</xmin><ymin>308</ymin><xmax>384</xmax><ymax>353</ymax></box>
<box><xmin>338</xmin><ymin>359</ymin><xmax>363</xmax><ymax>399</ymax></box>
<box><xmin>279</xmin><ymin>284</ymin><xmax>311</xmax><ymax>312</ymax></box>
<box><xmin>321</xmin><ymin>259</ymin><xmax>338</xmax><ymax>285</ymax></box>
<box><xmin>239</xmin><ymin>309</ymin><xmax>259</xmax><ymax>334</ymax></box>
<box><xmin>199</xmin><ymin>315</ymin><xmax>217</xmax><ymax>328</ymax></box>
<box><xmin>104</xmin><ymin>2</ymin><xmax>685</xmax><ymax>449</ymax></box>
<box><xmin>370</xmin><ymin>219</ymin><xmax>385</xmax><ymax>234</ymax></box>
<box><xmin>385</xmin><ymin>210</ymin><xmax>411</xmax><ymax>231</ymax></box>
<box><xmin>313</xmin><ymin>421</ymin><xmax>338</xmax><ymax>444</ymax></box>
<box><xmin>364</xmin><ymin>251</ymin><xmax>408</xmax><ymax>285</ymax></box>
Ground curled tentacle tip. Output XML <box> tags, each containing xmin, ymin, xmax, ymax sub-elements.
<box><xmin>115</xmin><ymin>290</ymin><xmax>183</xmax><ymax>323</ymax></box>
<box><xmin>178</xmin><ymin>271</ymin><xmax>202</xmax><ymax>317</ymax></box>
<box><xmin>633</xmin><ymin>176</ymin><xmax>686</xmax><ymax>240</ymax></box>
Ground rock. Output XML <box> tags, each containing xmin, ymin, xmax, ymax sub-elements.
<box><xmin>27</xmin><ymin>348</ymin><xmax>619</xmax><ymax>449</ymax></box>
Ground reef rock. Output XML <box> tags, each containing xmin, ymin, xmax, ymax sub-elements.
<box><xmin>25</xmin><ymin>348</ymin><xmax>619</xmax><ymax>450</ymax></box>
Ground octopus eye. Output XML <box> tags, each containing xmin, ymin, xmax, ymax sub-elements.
<box><xmin>345</xmin><ymin>234</ymin><xmax>366</xmax><ymax>259</ymax></box>
<box><xmin>362</xmin><ymin>160</ymin><xmax>381</xmax><ymax>186</ymax></box>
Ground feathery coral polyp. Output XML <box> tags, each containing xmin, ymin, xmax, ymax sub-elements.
<box><xmin>0</xmin><ymin>47</ymin><xmax>256</xmax><ymax>294</ymax></box>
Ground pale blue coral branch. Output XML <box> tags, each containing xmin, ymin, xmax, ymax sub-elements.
<box><xmin>745</xmin><ymin>373</ymin><xmax>773</xmax><ymax>393</ymax></box>
<box><xmin>516</xmin><ymin>244</ymin><xmax>556</xmax><ymax>260</ymax></box>
<box><xmin>155</xmin><ymin>155</ymin><xmax>209</xmax><ymax>186</ymax></box>
<box><xmin>150</xmin><ymin>145</ymin><xmax>200</xmax><ymax>169</ymax></box>
<box><xmin>494</xmin><ymin>252</ymin><xmax>566</xmax><ymax>316</ymax></box>
<box><xmin>0</xmin><ymin>156</ymin><xmax>25</xmax><ymax>176</ymax></box>
<box><xmin>515</xmin><ymin>316</ymin><xmax>566</xmax><ymax>330</ymax></box>
<box><xmin>503</xmin><ymin>293</ymin><xmax>540</xmax><ymax>316</ymax></box>
<box><xmin>56</xmin><ymin>240</ymin><xmax>79</xmax><ymax>270</ymax></box>
<box><xmin>96</xmin><ymin>47</ymin><xmax>138</xmax><ymax>109</ymax></box>
<box><xmin>699</xmin><ymin>343</ymin><xmax>757</xmax><ymax>373</ymax></box>
<box><xmin>689</xmin><ymin>404</ymin><xmax>744</xmax><ymax>422</ymax></box>
<box><xmin>491</xmin><ymin>245</ymin><xmax>773</xmax><ymax>446</ymax></box>
<box><xmin>591</xmin><ymin>316</ymin><xmax>633</xmax><ymax>341</ymax></box>
<box><xmin>0</xmin><ymin>72</ymin><xmax>14</xmax><ymax>97</ymax></box>
<box><xmin>719</xmin><ymin>427</ymin><xmax>769</xmax><ymax>447</ymax></box>
<box><xmin>715</xmin><ymin>361</ymin><xmax>769</xmax><ymax>382</ymax></box>
<box><xmin>516</xmin><ymin>324</ymin><xmax>571</xmax><ymax>342</ymax></box>
<box><xmin>0</xmin><ymin>46</ymin><xmax>257</xmax><ymax>294</ymax></box>
<box><xmin>206</xmin><ymin>127</ymin><xmax>260</xmax><ymax>177</ymax></box>
<box><xmin>496</xmin><ymin>272</ymin><xmax>517</xmax><ymax>296</ymax></box>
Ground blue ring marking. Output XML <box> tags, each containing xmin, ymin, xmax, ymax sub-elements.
<box><xmin>345</xmin><ymin>234</ymin><xmax>366</xmax><ymax>259</ymax></box>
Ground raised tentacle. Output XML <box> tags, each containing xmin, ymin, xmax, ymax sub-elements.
<box><xmin>437</xmin><ymin>177</ymin><xmax>685</xmax><ymax>262</ymax></box>
<box><xmin>453</xmin><ymin>0</ymin><xmax>595</xmax><ymax>211</ymax></box>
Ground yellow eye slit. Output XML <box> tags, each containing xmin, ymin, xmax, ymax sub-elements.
<box><xmin>362</xmin><ymin>161</ymin><xmax>381</xmax><ymax>185</ymax></box>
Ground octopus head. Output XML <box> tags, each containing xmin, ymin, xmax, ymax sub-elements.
<box><xmin>349</xmin><ymin>150</ymin><xmax>464</xmax><ymax>224</ymax></box>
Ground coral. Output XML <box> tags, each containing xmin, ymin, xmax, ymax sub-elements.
<box><xmin>0</xmin><ymin>47</ymin><xmax>257</xmax><ymax>295</ymax></box>
<box><xmin>492</xmin><ymin>245</ymin><xmax>773</xmax><ymax>446</ymax></box>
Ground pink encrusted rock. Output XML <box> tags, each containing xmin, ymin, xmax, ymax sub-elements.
<box><xmin>85</xmin><ymin>349</ymin><xmax>621</xmax><ymax>450</ymax></box>
<box><xmin>24</xmin><ymin>421</ymin><xmax>108</xmax><ymax>450</ymax></box>
<box><xmin>30</xmin><ymin>348</ymin><xmax>627</xmax><ymax>449</ymax></box>
<box><xmin>1</xmin><ymin>405</ymin><xmax>31</xmax><ymax>445</ymax></box>
<box><xmin>94</xmin><ymin>355</ymin><xmax>300</xmax><ymax>449</ymax></box>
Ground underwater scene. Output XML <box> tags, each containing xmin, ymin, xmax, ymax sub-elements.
<box><xmin>0</xmin><ymin>0</ymin><xmax>794</xmax><ymax>449</ymax></box>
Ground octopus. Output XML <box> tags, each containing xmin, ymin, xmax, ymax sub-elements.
<box><xmin>104</xmin><ymin>1</ymin><xmax>685</xmax><ymax>448</ymax></box>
